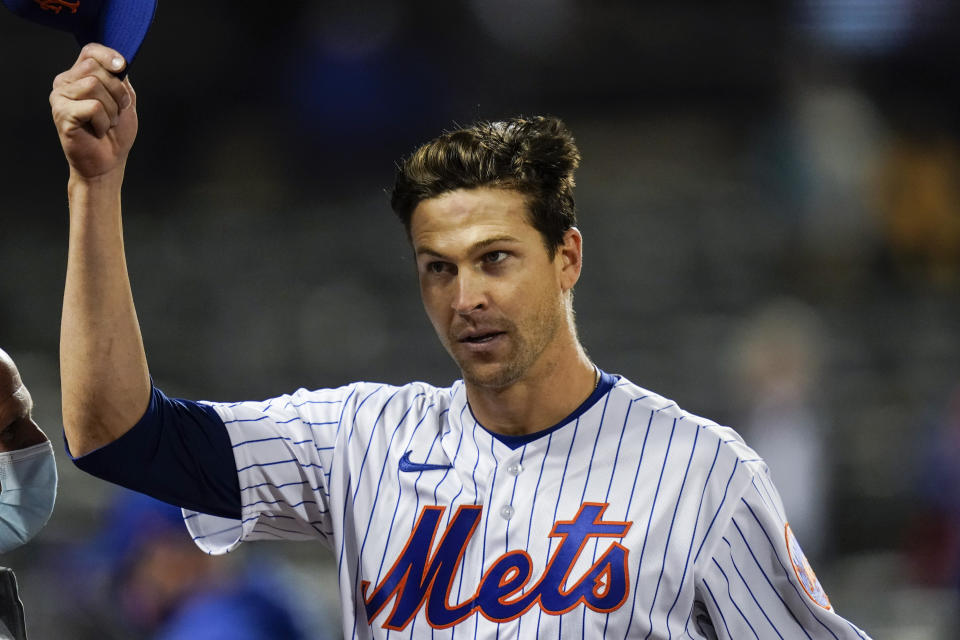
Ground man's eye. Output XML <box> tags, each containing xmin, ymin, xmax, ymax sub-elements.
<box><xmin>483</xmin><ymin>251</ymin><xmax>508</xmax><ymax>265</ymax></box>
<box><xmin>427</xmin><ymin>262</ymin><xmax>450</xmax><ymax>274</ymax></box>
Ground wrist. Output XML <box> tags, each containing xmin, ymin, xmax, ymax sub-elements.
<box><xmin>67</xmin><ymin>170</ymin><xmax>125</xmax><ymax>226</ymax></box>
<box><xmin>67</xmin><ymin>167</ymin><xmax>126</xmax><ymax>218</ymax></box>
<box><xmin>68</xmin><ymin>165</ymin><xmax>126</xmax><ymax>193</ymax></box>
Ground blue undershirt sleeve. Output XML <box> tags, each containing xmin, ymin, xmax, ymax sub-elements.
<box><xmin>68</xmin><ymin>385</ymin><xmax>242</xmax><ymax>520</ymax></box>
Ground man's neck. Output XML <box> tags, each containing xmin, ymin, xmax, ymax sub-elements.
<box><xmin>463</xmin><ymin>342</ymin><xmax>597</xmax><ymax>437</ymax></box>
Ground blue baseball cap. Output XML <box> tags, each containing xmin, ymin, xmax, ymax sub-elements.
<box><xmin>1</xmin><ymin>0</ymin><xmax>156</xmax><ymax>64</ymax></box>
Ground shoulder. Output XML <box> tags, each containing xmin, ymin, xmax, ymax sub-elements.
<box><xmin>294</xmin><ymin>379</ymin><xmax>458</xmax><ymax>403</ymax></box>
<box><xmin>201</xmin><ymin>380</ymin><xmax>460</xmax><ymax>423</ymax></box>
<box><xmin>329</xmin><ymin>379</ymin><xmax>460</xmax><ymax>420</ymax></box>
<box><xmin>608</xmin><ymin>374</ymin><xmax>767</xmax><ymax>478</ymax></box>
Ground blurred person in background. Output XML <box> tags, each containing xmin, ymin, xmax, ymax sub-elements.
<box><xmin>0</xmin><ymin>348</ymin><xmax>57</xmax><ymax>640</ymax></box>
<box><xmin>873</xmin><ymin>125</ymin><xmax>960</xmax><ymax>286</ymax></box>
<box><xmin>727</xmin><ymin>299</ymin><xmax>830</xmax><ymax>562</ymax></box>
<box><xmin>906</xmin><ymin>382</ymin><xmax>960</xmax><ymax>593</ymax></box>
<box><xmin>80</xmin><ymin>488</ymin><xmax>317</xmax><ymax>640</ymax></box>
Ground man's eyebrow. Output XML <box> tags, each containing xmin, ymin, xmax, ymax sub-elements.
<box><xmin>415</xmin><ymin>235</ymin><xmax>522</xmax><ymax>259</ymax></box>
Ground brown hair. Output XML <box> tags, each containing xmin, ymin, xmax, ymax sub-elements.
<box><xmin>390</xmin><ymin>116</ymin><xmax>581</xmax><ymax>255</ymax></box>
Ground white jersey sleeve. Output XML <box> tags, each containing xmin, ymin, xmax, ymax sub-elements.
<box><xmin>182</xmin><ymin>382</ymin><xmax>382</xmax><ymax>555</ymax></box>
<box><xmin>696</xmin><ymin>458</ymin><xmax>871</xmax><ymax>640</ymax></box>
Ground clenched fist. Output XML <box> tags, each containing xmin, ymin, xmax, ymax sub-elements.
<box><xmin>50</xmin><ymin>43</ymin><xmax>137</xmax><ymax>181</ymax></box>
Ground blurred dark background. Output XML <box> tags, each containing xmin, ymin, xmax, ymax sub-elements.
<box><xmin>2</xmin><ymin>1</ymin><xmax>960</xmax><ymax>637</ymax></box>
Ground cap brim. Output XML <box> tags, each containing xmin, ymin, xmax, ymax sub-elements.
<box><xmin>81</xmin><ymin>0</ymin><xmax>157</xmax><ymax>64</ymax></box>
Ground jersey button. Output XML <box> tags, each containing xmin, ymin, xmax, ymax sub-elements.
<box><xmin>500</xmin><ymin>505</ymin><xmax>515</xmax><ymax>520</ymax></box>
<box><xmin>507</xmin><ymin>462</ymin><xmax>523</xmax><ymax>476</ymax></box>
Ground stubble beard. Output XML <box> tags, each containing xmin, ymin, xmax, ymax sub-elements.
<box><xmin>451</xmin><ymin>298</ymin><xmax>564</xmax><ymax>390</ymax></box>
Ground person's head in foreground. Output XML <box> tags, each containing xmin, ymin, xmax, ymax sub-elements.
<box><xmin>0</xmin><ymin>349</ymin><xmax>56</xmax><ymax>552</ymax></box>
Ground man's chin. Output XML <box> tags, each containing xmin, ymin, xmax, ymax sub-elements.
<box><xmin>458</xmin><ymin>361</ymin><xmax>522</xmax><ymax>390</ymax></box>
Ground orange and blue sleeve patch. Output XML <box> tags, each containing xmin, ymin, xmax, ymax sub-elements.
<box><xmin>785</xmin><ymin>523</ymin><xmax>832</xmax><ymax>610</ymax></box>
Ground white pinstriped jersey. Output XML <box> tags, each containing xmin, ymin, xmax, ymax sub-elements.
<box><xmin>184</xmin><ymin>375</ymin><xmax>871</xmax><ymax>639</ymax></box>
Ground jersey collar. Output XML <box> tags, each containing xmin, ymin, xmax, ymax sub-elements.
<box><xmin>469</xmin><ymin>369</ymin><xmax>618</xmax><ymax>450</ymax></box>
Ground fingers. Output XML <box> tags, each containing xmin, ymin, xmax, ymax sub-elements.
<box><xmin>50</xmin><ymin>44</ymin><xmax>132</xmax><ymax>136</ymax></box>
<box><xmin>70</xmin><ymin>43</ymin><xmax>127</xmax><ymax>78</ymax></box>
<box><xmin>122</xmin><ymin>76</ymin><xmax>136</xmax><ymax>110</ymax></box>
<box><xmin>59</xmin><ymin>74</ymin><xmax>123</xmax><ymax>127</ymax></box>
<box><xmin>73</xmin><ymin>100</ymin><xmax>114</xmax><ymax>138</ymax></box>
<box><xmin>54</xmin><ymin>43</ymin><xmax>128</xmax><ymax>88</ymax></box>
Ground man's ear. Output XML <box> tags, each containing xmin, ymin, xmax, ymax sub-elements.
<box><xmin>556</xmin><ymin>227</ymin><xmax>583</xmax><ymax>292</ymax></box>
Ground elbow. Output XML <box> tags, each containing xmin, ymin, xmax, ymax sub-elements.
<box><xmin>62</xmin><ymin>392</ymin><xmax>149</xmax><ymax>458</ymax></box>
<box><xmin>64</xmin><ymin>424</ymin><xmax>111</xmax><ymax>459</ymax></box>
<box><xmin>63</xmin><ymin>410</ymin><xmax>130</xmax><ymax>459</ymax></box>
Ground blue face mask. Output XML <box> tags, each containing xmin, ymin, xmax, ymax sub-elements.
<box><xmin>0</xmin><ymin>441</ymin><xmax>57</xmax><ymax>552</ymax></box>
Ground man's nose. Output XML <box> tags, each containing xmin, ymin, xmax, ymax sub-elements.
<box><xmin>452</xmin><ymin>270</ymin><xmax>486</xmax><ymax>314</ymax></box>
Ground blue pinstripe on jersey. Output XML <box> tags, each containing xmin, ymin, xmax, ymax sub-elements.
<box><xmin>477</xmin><ymin>436</ymin><xmax>503</xmax><ymax>639</ymax></box>
<box><xmin>515</xmin><ymin>431</ymin><xmax>553</xmax><ymax>640</ymax></box>
<box><xmin>578</xmin><ymin>392</ymin><xmax>614</xmax><ymax>638</ymax></box>
<box><xmin>535</xmin><ymin>414</ymin><xmax>581</xmax><ymax>637</ymax></box>
<box><xmin>643</xmin><ymin>421</ymin><xmax>700</xmax><ymax>639</ymax></box>
<box><xmin>348</xmin><ymin>390</ymin><xmax>422</xmax><ymax>640</ymax></box>
<box><xmin>236</xmin><ymin>458</ymin><xmax>325</xmax><ymax>472</ymax></box>
<box><xmin>191</xmin><ymin>520</ymin><xmax>242</xmax><ymax>541</ymax></box>
<box><xmin>349</xmin><ymin>389</ymin><xmax>407</xmax><ymax>505</ymax></box>
<box><xmin>446</xmin><ymin>415</ymin><xmax>483</xmax><ymax>629</ymax></box>
<box><xmin>337</xmin><ymin>385</ymin><xmax>390</xmax><ymax>579</ymax></box>
<box><xmin>622</xmin><ymin>414</ymin><xmax>676</xmax><ymax>639</ymax></box>
<box><xmin>595</xmin><ymin>395</ymin><xmax>640</xmax><ymax>639</ymax></box>
<box><xmin>711</xmin><ymin>555</ymin><xmax>761</xmax><ymax>639</ymax></box>
<box><xmin>750</xmin><ymin>476</ymin><xmax>783</xmax><ymax>522</ymax></box>
<box><xmin>223</xmin><ymin>415</ymin><xmax>269</xmax><ymax>424</ymax></box>
<box><xmin>694</xmin><ymin>459</ymin><xmax>741</xmax><ymax>564</ymax></box>
<box><xmin>376</xmin><ymin>410</ymin><xmax>442</xmax><ymax>586</ymax></box>
<box><xmin>739</xmin><ymin>501</ymin><xmax>840</xmax><ymax>640</ymax></box>
<box><xmin>442</xmin><ymin>404</ymin><xmax>472</xmax><ymax>529</ymax></box>
<box><xmin>729</xmin><ymin>517</ymin><xmax>813</xmax><ymax>639</ymax></box>
<box><xmin>410</xmin><ymin>410</ymin><xmax>447</xmax><ymax>520</ymax></box>
<box><xmin>720</xmin><ymin>536</ymin><xmax>785</xmax><ymax>639</ymax></box>
<box><xmin>353</xmin><ymin>397</ymin><xmax>429</xmax><ymax>595</ymax></box>
<box><xmin>702</xmin><ymin>574</ymin><xmax>734</xmax><ymax>638</ymax></box>
<box><xmin>662</xmin><ymin>435</ymin><xmax>722</xmax><ymax>632</ymax></box>
<box><xmin>385</xmin><ymin>415</ymin><xmax>444</xmax><ymax>640</ymax></box>
<box><xmin>333</xmin><ymin>387</ymin><xmax>357</xmax><ymax>440</ymax></box>
<box><xmin>504</xmin><ymin>446</ymin><xmax>525</xmax><ymax>553</ymax></box>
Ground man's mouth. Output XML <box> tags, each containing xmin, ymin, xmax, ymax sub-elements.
<box><xmin>458</xmin><ymin>331</ymin><xmax>506</xmax><ymax>344</ymax></box>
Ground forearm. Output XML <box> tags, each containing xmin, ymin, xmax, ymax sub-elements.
<box><xmin>61</xmin><ymin>170</ymin><xmax>150</xmax><ymax>456</ymax></box>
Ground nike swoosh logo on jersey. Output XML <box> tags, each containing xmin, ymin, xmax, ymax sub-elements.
<box><xmin>399</xmin><ymin>450</ymin><xmax>452</xmax><ymax>473</ymax></box>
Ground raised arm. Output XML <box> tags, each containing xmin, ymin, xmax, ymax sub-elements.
<box><xmin>51</xmin><ymin>44</ymin><xmax>150</xmax><ymax>456</ymax></box>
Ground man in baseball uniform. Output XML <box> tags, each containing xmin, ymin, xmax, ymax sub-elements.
<box><xmin>51</xmin><ymin>44</ymin><xmax>872</xmax><ymax>639</ymax></box>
